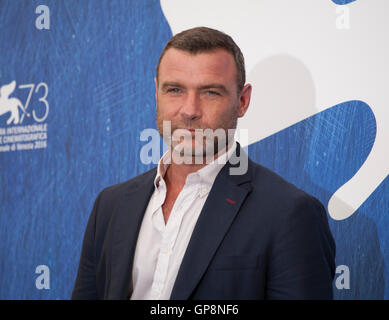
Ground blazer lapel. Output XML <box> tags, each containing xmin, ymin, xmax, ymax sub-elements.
<box><xmin>170</xmin><ymin>144</ymin><xmax>253</xmax><ymax>299</ymax></box>
<box><xmin>107</xmin><ymin>168</ymin><xmax>156</xmax><ymax>299</ymax></box>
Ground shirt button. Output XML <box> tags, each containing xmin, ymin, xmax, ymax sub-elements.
<box><xmin>199</xmin><ymin>186</ymin><xmax>207</xmax><ymax>196</ymax></box>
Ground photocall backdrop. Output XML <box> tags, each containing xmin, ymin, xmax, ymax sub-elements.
<box><xmin>0</xmin><ymin>0</ymin><xmax>387</xmax><ymax>299</ymax></box>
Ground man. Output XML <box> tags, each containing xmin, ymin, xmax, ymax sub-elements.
<box><xmin>72</xmin><ymin>27</ymin><xmax>336</xmax><ymax>300</ymax></box>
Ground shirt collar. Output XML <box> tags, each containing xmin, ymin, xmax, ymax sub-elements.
<box><xmin>153</xmin><ymin>139</ymin><xmax>237</xmax><ymax>191</ymax></box>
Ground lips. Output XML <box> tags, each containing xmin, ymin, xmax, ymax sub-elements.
<box><xmin>176</xmin><ymin>128</ymin><xmax>197</xmax><ymax>132</ymax></box>
<box><xmin>172</xmin><ymin>127</ymin><xmax>203</xmax><ymax>135</ymax></box>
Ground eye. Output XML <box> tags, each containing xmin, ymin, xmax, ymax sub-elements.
<box><xmin>167</xmin><ymin>88</ymin><xmax>181</xmax><ymax>94</ymax></box>
<box><xmin>205</xmin><ymin>90</ymin><xmax>220</xmax><ymax>96</ymax></box>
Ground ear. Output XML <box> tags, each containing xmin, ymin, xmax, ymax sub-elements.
<box><xmin>237</xmin><ymin>83</ymin><xmax>252</xmax><ymax>118</ymax></box>
<box><xmin>154</xmin><ymin>77</ymin><xmax>158</xmax><ymax>101</ymax></box>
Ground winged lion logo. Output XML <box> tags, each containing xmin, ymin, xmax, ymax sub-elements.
<box><xmin>0</xmin><ymin>81</ymin><xmax>26</xmax><ymax>125</ymax></box>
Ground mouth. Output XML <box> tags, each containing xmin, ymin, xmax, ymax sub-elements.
<box><xmin>177</xmin><ymin>128</ymin><xmax>197</xmax><ymax>132</ymax></box>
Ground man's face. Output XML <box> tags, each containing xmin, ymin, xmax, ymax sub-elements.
<box><xmin>155</xmin><ymin>48</ymin><xmax>247</xmax><ymax>160</ymax></box>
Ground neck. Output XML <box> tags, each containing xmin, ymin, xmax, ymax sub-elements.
<box><xmin>164</xmin><ymin>140</ymin><xmax>234</xmax><ymax>188</ymax></box>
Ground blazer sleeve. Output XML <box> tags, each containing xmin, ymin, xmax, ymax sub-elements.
<box><xmin>266</xmin><ymin>194</ymin><xmax>336</xmax><ymax>299</ymax></box>
<box><xmin>71</xmin><ymin>192</ymin><xmax>101</xmax><ymax>300</ymax></box>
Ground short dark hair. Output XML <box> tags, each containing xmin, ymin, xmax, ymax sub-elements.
<box><xmin>156</xmin><ymin>26</ymin><xmax>246</xmax><ymax>93</ymax></box>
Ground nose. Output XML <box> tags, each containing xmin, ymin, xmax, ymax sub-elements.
<box><xmin>180</xmin><ymin>91</ymin><xmax>201</xmax><ymax>122</ymax></box>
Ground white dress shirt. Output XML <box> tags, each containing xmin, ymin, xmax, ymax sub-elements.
<box><xmin>130</xmin><ymin>139</ymin><xmax>237</xmax><ymax>300</ymax></box>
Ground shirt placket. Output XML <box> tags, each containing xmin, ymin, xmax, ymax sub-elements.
<box><xmin>150</xmin><ymin>183</ymin><xmax>199</xmax><ymax>299</ymax></box>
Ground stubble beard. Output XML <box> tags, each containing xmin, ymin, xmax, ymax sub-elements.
<box><xmin>156</xmin><ymin>104</ymin><xmax>238</xmax><ymax>165</ymax></box>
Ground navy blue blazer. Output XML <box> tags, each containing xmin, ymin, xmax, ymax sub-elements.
<box><xmin>72</xmin><ymin>143</ymin><xmax>336</xmax><ymax>300</ymax></box>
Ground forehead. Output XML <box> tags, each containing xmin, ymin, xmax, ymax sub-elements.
<box><xmin>158</xmin><ymin>48</ymin><xmax>237</xmax><ymax>84</ymax></box>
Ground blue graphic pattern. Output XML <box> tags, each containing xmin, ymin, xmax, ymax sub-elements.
<box><xmin>0</xmin><ymin>0</ymin><xmax>387</xmax><ymax>299</ymax></box>
<box><xmin>0</xmin><ymin>0</ymin><xmax>172</xmax><ymax>299</ymax></box>
<box><xmin>332</xmin><ymin>0</ymin><xmax>357</xmax><ymax>5</ymax></box>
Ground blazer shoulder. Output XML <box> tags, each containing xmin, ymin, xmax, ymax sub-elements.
<box><xmin>249</xmin><ymin>160</ymin><xmax>302</xmax><ymax>195</ymax></box>
<box><xmin>99</xmin><ymin>166</ymin><xmax>157</xmax><ymax>201</ymax></box>
<box><xmin>248</xmin><ymin>159</ymin><xmax>325</xmax><ymax>213</ymax></box>
<box><xmin>247</xmin><ymin>160</ymin><xmax>335</xmax><ymax>256</ymax></box>
<box><xmin>89</xmin><ymin>166</ymin><xmax>157</xmax><ymax>234</ymax></box>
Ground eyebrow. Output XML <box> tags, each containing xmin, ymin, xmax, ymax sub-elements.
<box><xmin>198</xmin><ymin>84</ymin><xmax>229</xmax><ymax>95</ymax></box>
<box><xmin>161</xmin><ymin>82</ymin><xmax>184</xmax><ymax>91</ymax></box>
<box><xmin>161</xmin><ymin>81</ymin><xmax>230</xmax><ymax>95</ymax></box>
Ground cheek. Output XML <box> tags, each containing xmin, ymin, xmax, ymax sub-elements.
<box><xmin>156</xmin><ymin>100</ymin><xmax>171</xmax><ymax>120</ymax></box>
<box><xmin>157</xmin><ymin>96</ymin><xmax>181</xmax><ymax>118</ymax></box>
<box><xmin>211</xmin><ymin>103</ymin><xmax>237</xmax><ymax>125</ymax></box>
